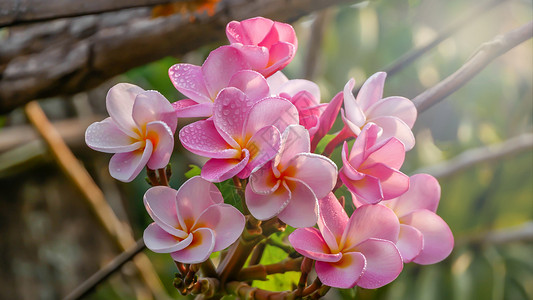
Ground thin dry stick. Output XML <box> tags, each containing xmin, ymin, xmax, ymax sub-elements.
<box><xmin>302</xmin><ymin>9</ymin><xmax>331</xmax><ymax>80</ymax></box>
<box><xmin>413</xmin><ymin>21</ymin><xmax>533</xmax><ymax>113</ymax></box>
<box><xmin>413</xmin><ymin>133</ymin><xmax>533</xmax><ymax>178</ymax></box>
<box><xmin>64</xmin><ymin>238</ymin><xmax>146</xmax><ymax>300</ymax></box>
<box><xmin>23</xmin><ymin>101</ymin><xmax>168</xmax><ymax>300</ymax></box>
<box><xmin>383</xmin><ymin>0</ymin><xmax>507</xmax><ymax>78</ymax></box>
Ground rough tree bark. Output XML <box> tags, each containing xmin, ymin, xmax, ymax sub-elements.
<box><xmin>0</xmin><ymin>0</ymin><xmax>361</xmax><ymax>114</ymax></box>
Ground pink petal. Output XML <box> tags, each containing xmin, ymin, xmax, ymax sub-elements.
<box><xmin>145</xmin><ymin>121</ymin><xmax>174</xmax><ymax>170</ymax></box>
<box><xmin>289</xmin><ymin>227</ymin><xmax>342</xmax><ymax>262</ymax></box>
<box><xmin>289</xmin><ymin>153</ymin><xmax>337</xmax><ymax>199</ymax></box>
<box><xmin>388</xmin><ymin>174</ymin><xmax>441</xmax><ymax>217</ymax></box>
<box><xmin>396</xmin><ymin>224</ymin><xmax>424</xmax><ymax>263</ymax></box>
<box><xmin>311</xmin><ymin>91</ymin><xmax>343</xmax><ymax>150</ymax></box>
<box><xmin>171</xmin><ymin>228</ymin><xmax>216</xmax><ymax>264</ymax></box>
<box><xmin>132</xmin><ymin>91</ymin><xmax>177</xmax><ymax>133</ymax></box>
<box><xmin>317</xmin><ymin>193</ymin><xmax>349</xmax><ymax>253</ymax></box>
<box><xmin>228</xmin><ymin>17</ymin><xmax>274</xmax><ymax>45</ymax></box>
<box><xmin>348</xmin><ymin>123</ymin><xmax>381</xmax><ymax>167</ymax></box>
<box><xmin>366</xmin><ymin>96</ymin><xmax>417</xmax><ymax>128</ymax></box>
<box><xmin>278</xmin><ymin>79</ymin><xmax>320</xmax><ymax>101</ymax></box>
<box><xmin>362</xmin><ymin>163</ymin><xmax>409</xmax><ymax>200</ymax></box>
<box><xmin>228</xmin><ymin>70</ymin><xmax>269</xmax><ymax>102</ymax></box>
<box><xmin>355</xmin><ymin>238</ymin><xmax>403</xmax><ymax>289</ymax></box>
<box><xmin>277</xmin><ymin>179</ymin><xmax>319</xmax><ymax>228</ymax></box>
<box><xmin>401</xmin><ymin>210</ymin><xmax>454</xmax><ymax>265</ymax></box>
<box><xmin>249</xmin><ymin>161</ymin><xmax>281</xmax><ymax>194</ymax></box>
<box><xmin>262</xmin><ymin>42</ymin><xmax>294</xmax><ymax>77</ymax></box>
<box><xmin>267</xmin><ymin>71</ymin><xmax>289</xmax><ymax>96</ymax></box>
<box><xmin>172</xmin><ymin>99</ymin><xmax>213</xmax><ymax>118</ymax></box>
<box><xmin>273</xmin><ymin>21</ymin><xmax>297</xmax><ymax>48</ymax></box>
<box><xmin>230</xmin><ymin>44</ymin><xmax>269</xmax><ymax>71</ymax></box>
<box><xmin>316</xmin><ymin>252</ymin><xmax>366</xmax><ymax>289</ymax></box>
<box><xmin>168</xmin><ymin>64</ymin><xmax>211</xmax><ymax>103</ymax></box>
<box><xmin>179</xmin><ymin>119</ymin><xmax>239</xmax><ymax>159</ymax></box>
<box><xmin>343</xmin><ymin>78</ymin><xmax>366</xmax><ymax>127</ymax></box>
<box><xmin>277</xmin><ymin>125</ymin><xmax>310</xmax><ymax>168</ymax></box>
<box><xmin>342</xmin><ymin>204</ymin><xmax>400</xmax><ymax>251</ymax></box>
<box><xmin>193</xmin><ymin>204</ymin><xmax>245</xmax><ymax>252</ymax></box>
<box><xmin>240</xmin><ymin>126</ymin><xmax>281</xmax><ymax>178</ymax></box>
<box><xmin>370</xmin><ymin>116</ymin><xmax>415</xmax><ymax>151</ymax></box>
<box><xmin>106</xmin><ymin>83</ymin><xmax>144</xmax><ymax>138</ymax></box>
<box><xmin>340</xmin><ymin>142</ymin><xmax>364</xmax><ymax>181</ymax></box>
<box><xmin>245</xmin><ymin>182</ymin><xmax>290</xmax><ymax>221</ymax></box>
<box><xmin>108</xmin><ymin>140</ymin><xmax>152</xmax><ymax>182</ymax></box>
<box><xmin>202</xmin><ymin>155</ymin><xmax>249</xmax><ymax>183</ymax></box>
<box><xmin>143</xmin><ymin>223</ymin><xmax>192</xmax><ymax>253</ymax></box>
<box><xmin>175</xmin><ymin>176</ymin><xmax>224</xmax><ymax>231</ymax></box>
<box><xmin>202</xmin><ymin>46</ymin><xmax>249</xmax><ymax>99</ymax></box>
<box><xmin>357</xmin><ymin>72</ymin><xmax>386</xmax><ymax>111</ymax></box>
<box><xmin>245</xmin><ymin>97</ymin><xmax>299</xmax><ymax>135</ymax></box>
<box><xmin>85</xmin><ymin>118</ymin><xmax>142</xmax><ymax>153</ymax></box>
<box><xmin>213</xmin><ymin>88</ymin><xmax>254</xmax><ymax>148</ymax></box>
<box><xmin>364</xmin><ymin>137</ymin><xmax>406</xmax><ymax>170</ymax></box>
<box><xmin>144</xmin><ymin>186</ymin><xmax>187</xmax><ymax>238</ymax></box>
<box><xmin>341</xmin><ymin>173</ymin><xmax>383</xmax><ymax>205</ymax></box>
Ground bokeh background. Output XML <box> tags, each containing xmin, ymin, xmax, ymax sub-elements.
<box><xmin>0</xmin><ymin>0</ymin><xmax>531</xmax><ymax>299</ymax></box>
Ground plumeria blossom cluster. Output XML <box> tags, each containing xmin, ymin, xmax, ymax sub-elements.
<box><xmin>85</xmin><ymin>16</ymin><xmax>453</xmax><ymax>297</ymax></box>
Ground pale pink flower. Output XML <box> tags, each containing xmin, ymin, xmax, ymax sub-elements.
<box><xmin>143</xmin><ymin>176</ymin><xmax>245</xmax><ymax>263</ymax></box>
<box><xmin>289</xmin><ymin>193</ymin><xmax>403</xmax><ymax>289</ymax></box>
<box><xmin>354</xmin><ymin>174</ymin><xmax>454</xmax><ymax>264</ymax></box>
<box><xmin>342</xmin><ymin>72</ymin><xmax>417</xmax><ymax>150</ymax></box>
<box><xmin>226</xmin><ymin>17</ymin><xmax>297</xmax><ymax>77</ymax></box>
<box><xmin>340</xmin><ymin>123</ymin><xmax>409</xmax><ymax>205</ymax></box>
<box><xmin>169</xmin><ymin>45</ymin><xmax>269</xmax><ymax>118</ymax></box>
<box><xmin>245</xmin><ymin>125</ymin><xmax>337</xmax><ymax>228</ymax></box>
<box><xmin>267</xmin><ymin>72</ymin><xmax>327</xmax><ymax>138</ymax></box>
<box><xmin>85</xmin><ymin>83</ymin><xmax>177</xmax><ymax>182</ymax></box>
<box><xmin>179</xmin><ymin>87</ymin><xmax>299</xmax><ymax>182</ymax></box>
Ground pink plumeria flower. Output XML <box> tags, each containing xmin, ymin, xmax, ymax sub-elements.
<box><xmin>354</xmin><ymin>174</ymin><xmax>454</xmax><ymax>264</ymax></box>
<box><xmin>143</xmin><ymin>176</ymin><xmax>245</xmax><ymax>263</ymax></box>
<box><xmin>179</xmin><ymin>87</ymin><xmax>299</xmax><ymax>182</ymax></box>
<box><xmin>245</xmin><ymin>125</ymin><xmax>337</xmax><ymax>228</ymax></box>
<box><xmin>85</xmin><ymin>83</ymin><xmax>177</xmax><ymax>182</ymax></box>
<box><xmin>169</xmin><ymin>45</ymin><xmax>269</xmax><ymax>118</ymax></box>
<box><xmin>289</xmin><ymin>193</ymin><xmax>403</xmax><ymax>289</ymax></box>
<box><xmin>226</xmin><ymin>17</ymin><xmax>297</xmax><ymax>77</ymax></box>
<box><xmin>340</xmin><ymin>123</ymin><xmax>409</xmax><ymax>205</ymax></box>
<box><xmin>342</xmin><ymin>72</ymin><xmax>417</xmax><ymax>150</ymax></box>
<box><xmin>267</xmin><ymin>72</ymin><xmax>327</xmax><ymax>138</ymax></box>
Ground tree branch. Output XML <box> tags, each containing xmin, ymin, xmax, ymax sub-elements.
<box><xmin>413</xmin><ymin>133</ymin><xmax>533</xmax><ymax>179</ymax></box>
<box><xmin>457</xmin><ymin>222</ymin><xmax>533</xmax><ymax>247</ymax></box>
<box><xmin>0</xmin><ymin>0</ymin><xmax>187</xmax><ymax>27</ymax></box>
<box><xmin>0</xmin><ymin>0</ymin><xmax>362</xmax><ymax>114</ymax></box>
<box><xmin>382</xmin><ymin>0</ymin><xmax>506</xmax><ymax>78</ymax></box>
<box><xmin>413</xmin><ymin>21</ymin><xmax>533</xmax><ymax>113</ymax></box>
<box><xmin>63</xmin><ymin>239</ymin><xmax>147</xmax><ymax>300</ymax></box>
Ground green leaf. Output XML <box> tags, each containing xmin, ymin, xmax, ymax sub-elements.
<box><xmin>215</xmin><ymin>179</ymin><xmax>243</xmax><ymax>213</ymax></box>
<box><xmin>252</xmin><ymin>244</ymin><xmax>300</xmax><ymax>292</ymax></box>
<box><xmin>315</xmin><ymin>134</ymin><xmax>337</xmax><ymax>154</ymax></box>
<box><xmin>184</xmin><ymin>164</ymin><xmax>201</xmax><ymax>178</ymax></box>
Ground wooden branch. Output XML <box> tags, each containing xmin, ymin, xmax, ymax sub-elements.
<box><xmin>0</xmin><ymin>0</ymin><xmax>187</xmax><ymax>27</ymax></box>
<box><xmin>413</xmin><ymin>133</ymin><xmax>533</xmax><ymax>179</ymax></box>
<box><xmin>382</xmin><ymin>0</ymin><xmax>506</xmax><ymax>78</ymax></box>
<box><xmin>63</xmin><ymin>238</ymin><xmax>147</xmax><ymax>300</ymax></box>
<box><xmin>23</xmin><ymin>101</ymin><xmax>169</xmax><ymax>300</ymax></box>
<box><xmin>0</xmin><ymin>0</ymin><xmax>362</xmax><ymax>114</ymax></box>
<box><xmin>413</xmin><ymin>21</ymin><xmax>533</xmax><ymax>113</ymax></box>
